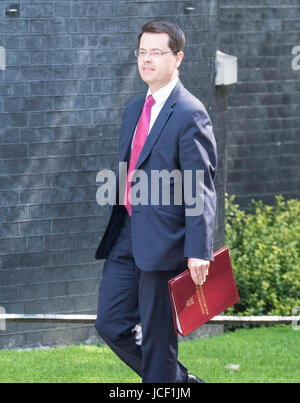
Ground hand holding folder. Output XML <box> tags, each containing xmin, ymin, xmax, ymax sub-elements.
<box><xmin>168</xmin><ymin>246</ymin><xmax>240</xmax><ymax>337</ymax></box>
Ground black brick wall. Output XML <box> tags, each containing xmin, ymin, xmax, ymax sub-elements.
<box><xmin>0</xmin><ymin>1</ymin><xmax>225</xmax><ymax>349</ymax></box>
<box><xmin>218</xmin><ymin>0</ymin><xmax>300</xmax><ymax>209</ymax></box>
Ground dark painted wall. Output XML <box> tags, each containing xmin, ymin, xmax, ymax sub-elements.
<box><xmin>219</xmin><ymin>0</ymin><xmax>300</xmax><ymax>209</ymax></box>
<box><xmin>0</xmin><ymin>1</ymin><xmax>225</xmax><ymax>349</ymax></box>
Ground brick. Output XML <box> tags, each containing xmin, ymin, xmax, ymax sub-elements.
<box><xmin>67</xmin><ymin>279</ymin><xmax>97</xmax><ymax>296</ymax></box>
<box><xmin>3</xmin><ymin>67</ymin><xmax>21</xmax><ymax>82</ymax></box>
<box><xmin>21</xmin><ymin>4</ymin><xmax>54</xmax><ymax>18</ymax></box>
<box><xmin>2</xmin><ymin>128</ymin><xmax>20</xmax><ymax>143</ymax></box>
<box><xmin>44</xmin><ymin>80</ymin><xmax>77</xmax><ymax>95</ymax></box>
<box><xmin>29</xmin><ymin>50</ymin><xmax>45</xmax><ymax>65</ymax></box>
<box><xmin>46</xmin><ymin>50</ymin><xmax>76</xmax><ymax>65</ymax></box>
<box><xmin>5</xmin><ymin>206</ymin><xmax>27</xmax><ymax>222</ymax></box>
<box><xmin>20</xmin><ymin>158</ymin><xmax>51</xmax><ymax>174</ymax></box>
<box><xmin>0</xmin><ymin>144</ymin><xmax>28</xmax><ymax>159</ymax></box>
<box><xmin>77</xmin><ymin>80</ymin><xmax>93</xmax><ymax>95</ymax></box>
<box><xmin>20</xmin><ymin>189</ymin><xmax>40</xmax><ymax>204</ymax></box>
<box><xmin>0</xmin><ymin>287</ymin><xmax>17</xmax><ymax>303</ymax></box>
<box><xmin>30</xmin><ymin>81</ymin><xmax>45</xmax><ymax>96</ymax></box>
<box><xmin>78</xmin><ymin>110</ymin><xmax>93</xmax><ymax>124</ymax></box>
<box><xmin>26</xmin><ymin>205</ymin><xmax>44</xmax><ymax>220</ymax></box>
<box><xmin>27</xmin><ymin>236</ymin><xmax>44</xmax><ymax>252</ymax></box>
<box><xmin>71</xmin><ymin>65</ymin><xmax>102</xmax><ymax>79</ymax></box>
<box><xmin>0</xmin><ymin>237</ymin><xmax>26</xmax><ymax>254</ymax></box>
<box><xmin>71</xmin><ymin>34</ymin><xmax>87</xmax><ymax>49</ymax></box>
<box><xmin>2</xmin><ymin>190</ymin><xmax>20</xmax><ymax>206</ymax></box>
<box><xmin>22</xmin><ymin>34</ymin><xmax>54</xmax><ymax>50</ymax></box>
<box><xmin>18</xmin><ymin>284</ymin><xmax>49</xmax><ymax>301</ymax></box>
<box><xmin>44</xmin><ymin>234</ymin><xmax>76</xmax><ymax>250</ymax></box>
<box><xmin>53</xmin><ymin>66</ymin><xmax>71</xmax><ymax>80</ymax></box>
<box><xmin>5</xmin><ymin>34</ymin><xmax>21</xmax><ymax>49</ymax></box>
<box><xmin>18</xmin><ymin>220</ymin><xmax>51</xmax><ymax>236</ymax></box>
<box><xmin>48</xmin><ymin>282</ymin><xmax>67</xmax><ymax>298</ymax></box>
<box><xmin>53</xmin><ymin>35</ymin><xmax>71</xmax><ymax>50</ymax></box>
<box><xmin>6</xmin><ymin>50</ymin><xmax>29</xmax><ymax>66</ymax></box>
<box><xmin>1</xmin><ymin>222</ymin><xmax>19</xmax><ymax>237</ymax></box>
<box><xmin>0</xmin><ymin>113</ymin><xmax>27</xmax><ymax>128</ymax></box>
<box><xmin>28</xmin><ymin>112</ymin><xmax>45</xmax><ymax>128</ymax></box>
<box><xmin>22</xmin><ymin>96</ymin><xmax>52</xmax><ymax>112</ymax></box>
<box><xmin>54</xmin><ymin>3</ymin><xmax>71</xmax><ymax>18</ymax></box>
<box><xmin>51</xmin><ymin>250</ymin><xmax>69</xmax><ymax>266</ymax></box>
<box><xmin>72</xmin><ymin>4</ymin><xmax>102</xmax><ymax>18</ymax></box>
<box><xmin>0</xmin><ymin>270</ymin><xmax>26</xmax><ymax>287</ymax></box>
<box><xmin>0</xmin><ymin>19</ymin><xmax>29</xmax><ymax>34</ymax></box>
<box><xmin>44</xmin><ymin>141</ymin><xmax>76</xmax><ymax>156</ymax></box>
<box><xmin>51</xmin><ymin>218</ymin><xmax>68</xmax><ymax>234</ymax></box>
<box><xmin>30</xmin><ymin>19</ymin><xmax>45</xmax><ymax>34</ymax></box>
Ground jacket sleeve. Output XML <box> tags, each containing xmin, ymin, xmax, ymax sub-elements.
<box><xmin>179</xmin><ymin>105</ymin><xmax>218</xmax><ymax>261</ymax></box>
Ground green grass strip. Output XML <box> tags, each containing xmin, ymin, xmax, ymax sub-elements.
<box><xmin>0</xmin><ymin>326</ymin><xmax>299</xmax><ymax>383</ymax></box>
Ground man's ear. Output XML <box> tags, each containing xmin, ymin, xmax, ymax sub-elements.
<box><xmin>176</xmin><ymin>51</ymin><xmax>184</xmax><ymax>68</ymax></box>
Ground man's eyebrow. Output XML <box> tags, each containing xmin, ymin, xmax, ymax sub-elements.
<box><xmin>139</xmin><ymin>47</ymin><xmax>164</xmax><ymax>51</ymax></box>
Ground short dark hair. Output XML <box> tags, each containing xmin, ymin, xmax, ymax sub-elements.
<box><xmin>137</xmin><ymin>20</ymin><xmax>185</xmax><ymax>54</ymax></box>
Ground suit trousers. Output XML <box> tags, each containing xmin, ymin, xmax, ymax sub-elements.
<box><xmin>95</xmin><ymin>211</ymin><xmax>188</xmax><ymax>383</ymax></box>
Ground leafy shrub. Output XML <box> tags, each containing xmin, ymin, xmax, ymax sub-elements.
<box><xmin>225</xmin><ymin>194</ymin><xmax>300</xmax><ymax>316</ymax></box>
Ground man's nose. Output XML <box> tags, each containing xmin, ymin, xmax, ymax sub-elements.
<box><xmin>143</xmin><ymin>53</ymin><xmax>153</xmax><ymax>62</ymax></box>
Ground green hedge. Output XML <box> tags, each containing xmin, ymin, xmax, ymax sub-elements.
<box><xmin>225</xmin><ymin>194</ymin><xmax>300</xmax><ymax>316</ymax></box>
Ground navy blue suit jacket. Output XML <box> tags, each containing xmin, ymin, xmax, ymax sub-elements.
<box><xmin>95</xmin><ymin>80</ymin><xmax>217</xmax><ymax>271</ymax></box>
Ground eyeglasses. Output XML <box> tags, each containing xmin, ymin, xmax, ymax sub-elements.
<box><xmin>134</xmin><ymin>49</ymin><xmax>177</xmax><ymax>58</ymax></box>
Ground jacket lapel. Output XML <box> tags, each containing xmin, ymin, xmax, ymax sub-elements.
<box><xmin>119</xmin><ymin>94</ymin><xmax>145</xmax><ymax>165</ymax></box>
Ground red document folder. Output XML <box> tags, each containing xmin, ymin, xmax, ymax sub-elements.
<box><xmin>168</xmin><ymin>246</ymin><xmax>240</xmax><ymax>336</ymax></box>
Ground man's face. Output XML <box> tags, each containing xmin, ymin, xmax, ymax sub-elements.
<box><xmin>137</xmin><ymin>32</ymin><xmax>183</xmax><ymax>92</ymax></box>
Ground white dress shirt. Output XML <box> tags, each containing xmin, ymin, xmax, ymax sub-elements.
<box><xmin>130</xmin><ymin>77</ymin><xmax>179</xmax><ymax>149</ymax></box>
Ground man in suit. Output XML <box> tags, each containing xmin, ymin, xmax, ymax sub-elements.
<box><xmin>95</xmin><ymin>20</ymin><xmax>217</xmax><ymax>383</ymax></box>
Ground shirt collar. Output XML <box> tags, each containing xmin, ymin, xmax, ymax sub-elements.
<box><xmin>146</xmin><ymin>77</ymin><xmax>179</xmax><ymax>106</ymax></box>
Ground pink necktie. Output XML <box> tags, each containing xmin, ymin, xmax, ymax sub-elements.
<box><xmin>124</xmin><ymin>94</ymin><xmax>155</xmax><ymax>215</ymax></box>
